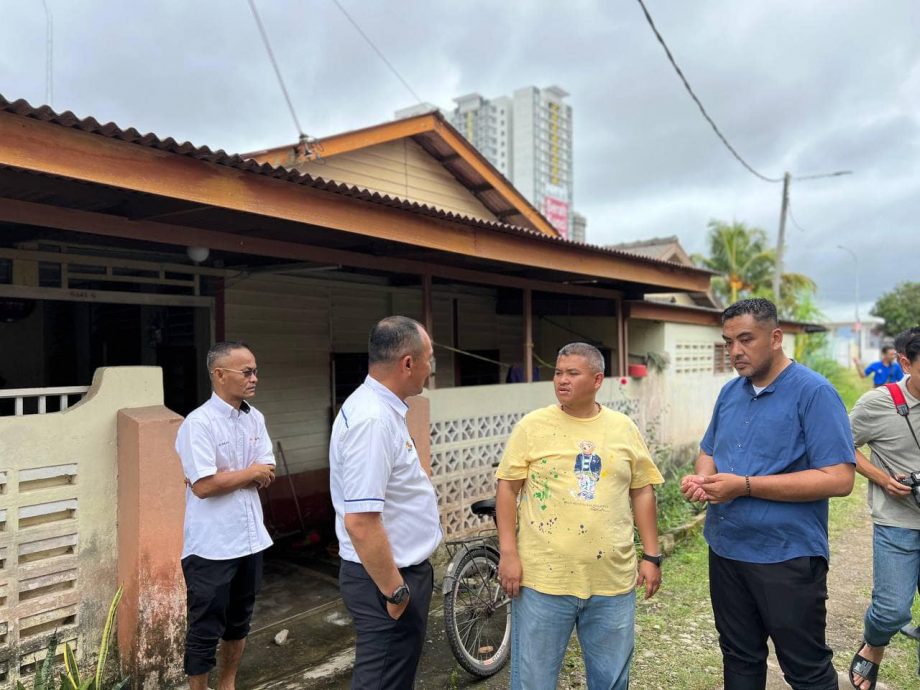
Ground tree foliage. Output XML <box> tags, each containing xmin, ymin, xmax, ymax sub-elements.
<box><xmin>870</xmin><ymin>281</ymin><xmax>920</xmax><ymax>336</ymax></box>
<box><xmin>693</xmin><ymin>219</ymin><xmax>819</xmax><ymax>322</ymax></box>
<box><xmin>692</xmin><ymin>220</ymin><xmax>775</xmax><ymax>304</ymax></box>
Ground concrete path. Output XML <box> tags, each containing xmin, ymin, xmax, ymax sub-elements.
<box><xmin>231</xmin><ymin>504</ymin><xmax>905</xmax><ymax>689</ymax></box>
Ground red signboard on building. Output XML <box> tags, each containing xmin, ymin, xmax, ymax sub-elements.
<box><xmin>543</xmin><ymin>195</ymin><xmax>569</xmax><ymax>238</ymax></box>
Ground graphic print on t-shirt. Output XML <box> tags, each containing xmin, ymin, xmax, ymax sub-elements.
<box><xmin>572</xmin><ymin>440</ymin><xmax>602</xmax><ymax>500</ymax></box>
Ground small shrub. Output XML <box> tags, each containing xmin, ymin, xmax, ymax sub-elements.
<box><xmin>17</xmin><ymin>588</ymin><xmax>129</xmax><ymax>690</ymax></box>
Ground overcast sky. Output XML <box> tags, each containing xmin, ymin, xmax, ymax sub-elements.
<box><xmin>1</xmin><ymin>0</ymin><xmax>917</xmax><ymax>320</ymax></box>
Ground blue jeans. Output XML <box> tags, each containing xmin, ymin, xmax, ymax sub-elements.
<box><xmin>864</xmin><ymin>523</ymin><xmax>920</xmax><ymax>647</ymax></box>
<box><xmin>510</xmin><ymin>586</ymin><xmax>635</xmax><ymax>690</ymax></box>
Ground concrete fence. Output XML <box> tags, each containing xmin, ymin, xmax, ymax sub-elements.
<box><xmin>0</xmin><ymin>367</ymin><xmax>163</xmax><ymax>686</ymax></box>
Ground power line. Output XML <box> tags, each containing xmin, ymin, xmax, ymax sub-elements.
<box><xmin>634</xmin><ymin>0</ymin><xmax>783</xmax><ymax>183</ymax></box>
<box><xmin>247</xmin><ymin>0</ymin><xmax>306</xmax><ymax>139</ymax></box>
<box><xmin>330</xmin><ymin>0</ymin><xmax>423</xmax><ymax>104</ymax></box>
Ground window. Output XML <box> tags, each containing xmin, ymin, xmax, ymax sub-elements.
<box><xmin>673</xmin><ymin>342</ymin><xmax>714</xmax><ymax>374</ymax></box>
<box><xmin>713</xmin><ymin>343</ymin><xmax>732</xmax><ymax>373</ymax></box>
<box><xmin>458</xmin><ymin>349</ymin><xmax>501</xmax><ymax>386</ymax></box>
<box><xmin>332</xmin><ymin>352</ymin><xmax>368</xmax><ymax>407</ymax></box>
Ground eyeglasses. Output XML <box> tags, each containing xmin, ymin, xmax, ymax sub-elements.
<box><xmin>428</xmin><ymin>356</ymin><xmax>436</xmax><ymax>375</ymax></box>
<box><xmin>215</xmin><ymin>367</ymin><xmax>259</xmax><ymax>379</ymax></box>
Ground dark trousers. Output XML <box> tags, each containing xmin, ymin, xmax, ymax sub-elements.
<box><xmin>709</xmin><ymin>549</ymin><xmax>838</xmax><ymax>690</ymax></box>
<box><xmin>340</xmin><ymin>559</ymin><xmax>434</xmax><ymax>690</ymax></box>
<box><xmin>181</xmin><ymin>552</ymin><xmax>263</xmax><ymax>677</ymax></box>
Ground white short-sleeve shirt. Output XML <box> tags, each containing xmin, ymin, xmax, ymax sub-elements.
<box><xmin>176</xmin><ymin>392</ymin><xmax>275</xmax><ymax>560</ymax></box>
<box><xmin>329</xmin><ymin>375</ymin><xmax>442</xmax><ymax>567</ymax></box>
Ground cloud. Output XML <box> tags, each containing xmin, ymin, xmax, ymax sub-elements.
<box><xmin>1</xmin><ymin>0</ymin><xmax>918</xmax><ymax>314</ymax></box>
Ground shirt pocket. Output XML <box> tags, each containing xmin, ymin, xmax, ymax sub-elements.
<box><xmin>748</xmin><ymin>408</ymin><xmax>800</xmax><ymax>470</ymax></box>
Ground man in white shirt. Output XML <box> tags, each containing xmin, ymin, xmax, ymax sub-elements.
<box><xmin>330</xmin><ymin>316</ymin><xmax>442</xmax><ymax>689</ymax></box>
<box><xmin>176</xmin><ymin>341</ymin><xmax>276</xmax><ymax>690</ymax></box>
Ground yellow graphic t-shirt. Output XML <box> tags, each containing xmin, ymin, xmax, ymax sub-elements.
<box><xmin>496</xmin><ymin>404</ymin><xmax>663</xmax><ymax>598</ymax></box>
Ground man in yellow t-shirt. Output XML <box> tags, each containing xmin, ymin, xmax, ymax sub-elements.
<box><xmin>496</xmin><ymin>342</ymin><xmax>663</xmax><ymax>690</ymax></box>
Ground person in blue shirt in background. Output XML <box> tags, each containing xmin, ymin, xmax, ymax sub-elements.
<box><xmin>682</xmin><ymin>298</ymin><xmax>855</xmax><ymax>690</ymax></box>
<box><xmin>855</xmin><ymin>345</ymin><xmax>903</xmax><ymax>386</ymax></box>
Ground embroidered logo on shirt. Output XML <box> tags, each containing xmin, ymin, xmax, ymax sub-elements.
<box><xmin>572</xmin><ymin>440</ymin><xmax>602</xmax><ymax>501</ymax></box>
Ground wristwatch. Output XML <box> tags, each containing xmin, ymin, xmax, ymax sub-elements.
<box><xmin>384</xmin><ymin>582</ymin><xmax>410</xmax><ymax>605</ymax></box>
<box><xmin>642</xmin><ymin>553</ymin><xmax>663</xmax><ymax>567</ymax></box>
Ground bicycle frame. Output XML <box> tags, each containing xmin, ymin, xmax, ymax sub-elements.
<box><xmin>441</xmin><ymin>533</ymin><xmax>501</xmax><ymax>595</ymax></box>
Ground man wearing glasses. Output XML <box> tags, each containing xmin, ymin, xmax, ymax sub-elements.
<box><xmin>176</xmin><ymin>341</ymin><xmax>276</xmax><ymax>690</ymax></box>
<box><xmin>330</xmin><ymin>316</ymin><xmax>442</xmax><ymax>689</ymax></box>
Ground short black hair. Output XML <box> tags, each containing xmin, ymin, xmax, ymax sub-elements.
<box><xmin>368</xmin><ymin>316</ymin><xmax>425</xmax><ymax>365</ymax></box>
<box><xmin>721</xmin><ymin>298</ymin><xmax>778</xmax><ymax>326</ymax></box>
<box><xmin>206</xmin><ymin>340</ymin><xmax>252</xmax><ymax>371</ymax></box>
<box><xmin>901</xmin><ymin>332</ymin><xmax>920</xmax><ymax>364</ymax></box>
<box><xmin>881</xmin><ymin>344</ymin><xmax>896</xmax><ymax>355</ymax></box>
<box><xmin>894</xmin><ymin>327</ymin><xmax>920</xmax><ymax>356</ymax></box>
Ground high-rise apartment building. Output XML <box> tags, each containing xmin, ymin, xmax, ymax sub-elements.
<box><xmin>396</xmin><ymin>85</ymin><xmax>579</xmax><ymax>239</ymax></box>
<box><xmin>450</xmin><ymin>93</ymin><xmax>513</xmax><ymax>179</ymax></box>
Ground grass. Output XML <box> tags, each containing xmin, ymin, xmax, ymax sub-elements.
<box><xmin>558</xmin><ymin>365</ymin><xmax>909</xmax><ymax>688</ymax></box>
<box><xmin>833</xmin><ymin>477</ymin><xmax>920</xmax><ymax>690</ymax></box>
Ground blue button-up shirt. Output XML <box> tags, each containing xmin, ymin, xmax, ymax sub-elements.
<box><xmin>701</xmin><ymin>363</ymin><xmax>854</xmax><ymax>563</ymax></box>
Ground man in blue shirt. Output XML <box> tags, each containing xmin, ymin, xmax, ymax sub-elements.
<box><xmin>855</xmin><ymin>345</ymin><xmax>903</xmax><ymax>386</ymax></box>
<box><xmin>681</xmin><ymin>298</ymin><xmax>855</xmax><ymax>690</ymax></box>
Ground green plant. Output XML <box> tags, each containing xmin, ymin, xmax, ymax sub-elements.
<box><xmin>17</xmin><ymin>588</ymin><xmax>129</xmax><ymax>690</ymax></box>
<box><xmin>871</xmin><ymin>281</ymin><xmax>920</xmax><ymax>335</ymax></box>
<box><xmin>16</xmin><ymin>632</ymin><xmax>59</xmax><ymax>690</ymax></box>
<box><xmin>644</xmin><ymin>350</ymin><xmax>670</xmax><ymax>374</ymax></box>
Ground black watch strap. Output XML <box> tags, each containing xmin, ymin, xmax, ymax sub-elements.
<box><xmin>384</xmin><ymin>582</ymin><xmax>410</xmax><ymax>605</ymax></box>
<box><xmin>642</xmin><ymin>553</ymin><xmax>663</xmax><ymax>567</ymax></box>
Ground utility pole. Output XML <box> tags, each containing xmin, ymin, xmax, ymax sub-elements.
<box><xmin>773</xmin><ymin>171</ymin><xmax>791</xmax><ymax>303</ymax></box>
<box><xmin>42</xmin><ymin>0</ymin><xmax>53</xmax><ymax>107</ymax></box>
<box><xmin>773</xmin><ymin>169</ymin><xmax>852</xmax><ymax>304</ymax></box>
<box><xmin>837</xmin><ymin>245</ymin><xmax>862</xmax><ymax>361</ymax></box>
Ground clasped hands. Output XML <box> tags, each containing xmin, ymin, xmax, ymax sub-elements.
<box><xmin>680</xmin><ymin>473</ymin><xmax>747</xmax><ymax>504</ymax></box>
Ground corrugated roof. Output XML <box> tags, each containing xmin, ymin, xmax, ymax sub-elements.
<box><xmin>0</xmin><ymin>94</ymin><xmax>713</xmax><ymax>277</ymax></box>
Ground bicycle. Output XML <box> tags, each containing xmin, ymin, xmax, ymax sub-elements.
<box><xmin>442</xmin><ymin>497</ymin><xmax>512</xmax><ymax>677</ymax></box>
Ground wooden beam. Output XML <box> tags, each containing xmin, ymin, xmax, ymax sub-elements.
<box><xmin>626</xmin><ymin>300</ymin><xmax>722</xmax><ymax>327</ymax></box>
<box><xmin>523</xmin><ymin>288</ymin><xmax>534</xmax><ymax>383</ymax></box>
<box><xmin>431</xmin><ymin>119</ymin><xmax>558</xmax><ymax>237</ymax></box>
<box><xmin>0</xmin><ymin>198</ymin><xmax>625</xmax><ymax>300</ymax></box>
<box><xmin>0</xmin><ymin>112</ymin><xmax>711</xmax><ymax>292</ymax></box>
<box><xmin>0</xmin><ymin>283</ymin><xmax>213</xmax><ymax>308</ymax></box>
<box><xmin>616</xmin><ymin>298</ymin><xmax>627</xmax><ymax>377</ymax></box>
<box><xmin>422</xmin><ymin>273</ymin><xmax>435</xmax><ymax>390</ymax></box>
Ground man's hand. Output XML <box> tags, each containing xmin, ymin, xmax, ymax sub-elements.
<box><xmin>680</xmin><ymin>474</ymin><xmax>708</xmax><ymax>503</ymax></box>
<box><xmin>498</xmin><ymin>550</ymin><xmax>523</xmax><ymax>598</ymax></box>
<box><xmin>882</xmin><ymin>473</ymin><xmax>912</xmax><ymax>498</ymax></box>
<box><xmin>636</xmin><ymin>560</ymin><xmax>661</xmax><ymax>600</ymax></box>
<box><xmin>699</xmin><ymin>473</ymin><xmax>746</xmax><ymax>504</ymax></box>
<box><xmin>250</xmin><ymin>463</ymin><xmax>275</xmax><ymax>489</ymax></box>
<box><xmin>386</xmin><ymin>596</ymin><xmax>410</xmax><ymax>621</ymax></box>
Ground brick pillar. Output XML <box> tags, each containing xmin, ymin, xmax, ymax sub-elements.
<box><xmin>117</xmin><ymin>406</ymin><xmax>186</xmax><ymax>687</ymax></box>
<box><xmin>406</xmin><ymin>395</ymin><xmax>432</xmax><ymax>475</ymax></box>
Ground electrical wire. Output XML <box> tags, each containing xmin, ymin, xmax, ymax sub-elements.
<box><xmin>634</xmin><ymin>0</ymin><xmax>783</xmax><ymax>184</ymax></box>
<box><xmin>330</xmin><ymin>0</ymin><xmax>423</xmax><ymax>104</ymax></box>
<box><xmin>247</xmin><ymin>0</ymin><xmax>306</xmax><ymax>139</ymax></box>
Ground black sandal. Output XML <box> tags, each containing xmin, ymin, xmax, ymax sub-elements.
<box><xmin>849</xmin><ymin>643</ymin><xmax>880</xmax><ymax>690</ymax></box>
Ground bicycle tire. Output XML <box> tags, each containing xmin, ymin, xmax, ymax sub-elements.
<box><xmin>443</xmin><ymin>545</ymin><xmax>511</xmax><ymax>677</ymax></box>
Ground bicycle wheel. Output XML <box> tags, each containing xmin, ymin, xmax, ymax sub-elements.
<box><xmin>443</xmin><ymin>546</ymin><xmax>511</xmax><ymax>677</ymax></box>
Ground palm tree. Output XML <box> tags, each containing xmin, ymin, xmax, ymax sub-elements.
<box><xmin>693</xmin><ymin>220</ymin><xmax>775</xmax><ymax>303</ymax></box>
<box><xmin>693</xmin><ymin>220</ymin><xmax>818</xmax><ymax>320</ymax></box>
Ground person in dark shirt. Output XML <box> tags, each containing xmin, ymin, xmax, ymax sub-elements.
<box><xmin>682</xmin><ymin>298</ymin><xmax>855</xmax><ymax>690</ymax></box>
